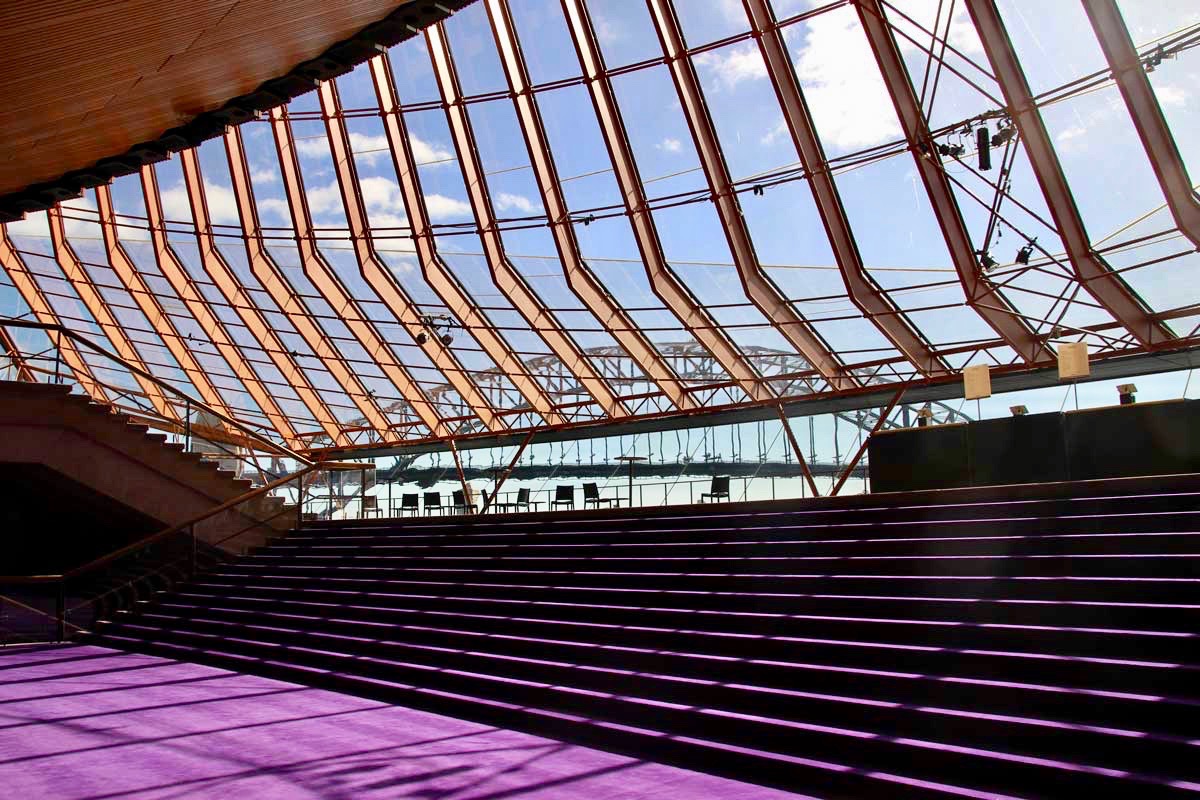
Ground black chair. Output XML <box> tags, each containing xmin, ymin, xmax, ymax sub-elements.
<box><xmin>423</xmin><ymin>491</ymin><xmax>443</xmax><ymax>516</ymax></box>
<box><xmin>701</xmin><ymin>475</ymin><xmax>731</xmax><ymax>502</ymax></box>
<box><xmin>395</xmin><ymin>493</ymin><xmax>419</xmax><ymax>517</ymax></box>
<box><xmin>452</xmin><ymin>488</ymin><xmax>475</xmax><ymax>515</ymax></box>
<box><xmin>514</xmin><ymin>487</ymin><xmax>540</xmax><ymax>512</ymax></box>
<box><xmin>482</xmin><ymin>489</ymin><xmax>516</xmax><ymax>513</ymax></box>
<box><xmin>583</xmin><ymin>482</ymin><xmax>617</xmax><ymax>509</ymax></box>
<box><xmin>551</xmin><ymin>484</ymin><xmax>574</xmax><ymax>510</ymax></box>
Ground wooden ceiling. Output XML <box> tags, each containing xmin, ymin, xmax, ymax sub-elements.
<box><xmin>0</xmin><ymin>0</ymin><xmax>414</xmax><ymax>198</ymax></box>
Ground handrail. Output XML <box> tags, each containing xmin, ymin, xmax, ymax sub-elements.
<box><xmin>0</xmin><ymin>593</ymin><xmax>87</xmax><ymax>634</ymax></box>
<box><xmin>0</xmin><ymin>459</ymin><xmax>365</xmax><ymax>584</ymax></box>
<box><xmin>0</xmin><ymin>318</ymin><xmax>309</xmax><ymax>463</ymax></box>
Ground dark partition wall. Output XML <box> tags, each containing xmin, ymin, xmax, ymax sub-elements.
<box><xmin>870</xmin><ymin>400</ymin><xmax>1200</xmax><ymax>492</ymax></box>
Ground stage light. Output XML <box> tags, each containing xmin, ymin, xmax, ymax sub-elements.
<box><xmin>1010</xmin><ymin>405</ymin><xmax>1028</xmax><ymax>416</ymax></box>
<box><xmin>752</xmin><ymin>184</ymin><xmax>764</xmax><ymax>196</ymax></box>
<box><xmin>440</xmin><ymin>333</ymin><xmax>454</xmax><ymax>346</ymax></box>
<box><xmin>991</xmin><ymin>125</ymin><xmax>1016</xmax><ymax>147</ymax></box>
<box><xmin>976</xmin><ymin>250</ymin><xmax>997</xmax><ymax>272</ymax></box>
<box><xmin>1117</xmin><ymin>383</ymin><xmax>1137</xmax><ymax>405</ymax></box>
<box><xmin>1015</xmin><ymin>239</ymin><xmax>1036</xmax><ymax>265</ymax></box>
<box><xmin>976</xmin><ymin>127</ymin><xmax>992</xmax><ymax>170</ymax></box>
<box><xmin>937</xmin><ymin>143</ymin><xmax>965</xmax><ymax>158</ymax></box>
<box><xmin>415</xmin><ymin>332</ymin><xmax>428</xmax><ymax>345</ymax></box>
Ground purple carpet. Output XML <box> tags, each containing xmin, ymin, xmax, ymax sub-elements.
<box><xmin>0</xmin><ymin>644</ymin><xmax>801</xmax><ymax>799</ymax></box>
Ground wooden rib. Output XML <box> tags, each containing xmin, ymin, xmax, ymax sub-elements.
<box><xmin>46</xmin><ymin>205</ymin><xmax>177</xmax><ymax>420</ymax></box>
<box><xmin>176</xmin><ymin>148</ymin><xmax>348</xmax><ymax>444</ymax></box>
<box><xmin>425</xmin><ymin>24</ymin><xmax>627</xmax><ymax>419</ymax></box>
<box><xmin>139</xmin><ymin>163</ymin><xmax>301</xmax><ymax>445</ymax></box>
<box><xmin>94</xmin><ymin>184</ymin><xmax>240</xmax><ymax>421</ymax></box>
<box><xmin>365</xmin><ymin>56</ymin><xmax>566</xmax><ymax>426</ymax></box>
<box><xmin>561</xmin><ymin>0</ymin><xmax>776</xmax><ymax>404</ymax></box>
<box><xmin>0</xmin><ymin>225</ymin><xmax>111</xmax><ymax>401</ymax></box>
<box><xmin>314</xmin><ymin>88</ymin><xmax>503</xmax><ymax>432</ymax></box>
<box><xmin>484</xmin><ymin>0</ymin><xmax>696</xmax><ymax>412</ymax></box>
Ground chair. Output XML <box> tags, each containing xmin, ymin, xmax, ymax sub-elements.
<box><xmin>395</xmin><ymin>493</ymin><xmax>419</xmax><ymax>517</ymax></box>
<box><xmin>481</xmin><ymin>489</ymin><xmax>516</xmax><ymax>514</ymax></box>
<box><xmin>583</xmin><ymin>482</ymin><xmax>617</xmax><ymax>509</ymax></box>
<box><xmin>514</xmin><ymin>487</ymin><xmax>539</xmax><ymax>512</ymax></box>
<box><xmin>701</xmin><ymin>475</ymin><xmax>731</xmax><ymax>503</ymax></box>
<box><xmin>360</xmin><ymin>494</ymin><xmax>381</xmax><ymax>518</ymax></box>
<box><xmin>423</xmin><ymin>491</ymin><xmax>443</xmax><ymax>516</ymax></box>
<box><xmin>452</xmin><ymin>488</ymin><xmax>475</xmax><ymax>515</ymax></box>
<box><xmin>551</xmin><ymin>484</ymin><xmax>575</xmax><ymax>510</ymax></box>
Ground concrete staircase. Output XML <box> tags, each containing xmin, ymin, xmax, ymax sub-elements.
<box><xmin>0</xmin><ymin>380</ymin><xmax>294</xmax><ymax>554</ymax></box>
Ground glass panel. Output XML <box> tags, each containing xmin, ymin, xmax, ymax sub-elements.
<box><xmin>586</xmin><ymin>0</ymin><xmax>664</xmax><ymax>67</ymax></box>
<box><xmin>442</xmin><ymin>2</ymin><xmax>509</xmax><ymax>96</ymax></box>
<box><xmin>507</xmin><ymin>0</ymin><xmax>581</xmax><ymax>85</ymax></box>
<box><xmin>674</xmin><ymin>0</ymin><xmax>751</xmax><ymax>46</ymax></box>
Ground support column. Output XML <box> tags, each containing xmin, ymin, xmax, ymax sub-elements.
<box><xmin>426</xmin><ymin>24</ymin><xmax>627</xmax><ymax>419</ymax></box>
<box><xmin>647</xmin><ymin>0</ymin><xmax>856</xmax><ymax>389</ymax></box>
<box><xmin>484</xmin><ymin>0</ymin><xmax>697</xmax><ymax>412</ymax></box>
<box><xmin>963</xmin><ymin>0</ymin><xmax>1174</xmax><ymax>346</ymax></box>
<box><xmin>1083</xmin><ymin>0</ymin><xmax>1200</xmax><ymax>250</ymax></box>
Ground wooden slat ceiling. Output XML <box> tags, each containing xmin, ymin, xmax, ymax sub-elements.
<box><xmin>0</xmin><ymin>0</ymin><xmax>413</xmax><ymax>197</ymax></box>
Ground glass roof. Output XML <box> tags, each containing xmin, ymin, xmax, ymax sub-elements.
<box><xmin>2</xmin><ymin>0</ymin><xmax>1198</xmax><ymax>453</ymax></box>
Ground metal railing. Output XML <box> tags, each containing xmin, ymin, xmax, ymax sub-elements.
<box><xmin>0</xmin><ymin>460</ymin><xmax>363</xmax><ymax>645</ymax></box>
<box><xmin>0</xmin><ymin>319</ymin><xmax>308</xmax><ymax>475</ymax></box>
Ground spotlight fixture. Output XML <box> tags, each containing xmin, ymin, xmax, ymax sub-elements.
<box><xmin>1117</xmin><ymin>383</ymin><xmax>1137</xmax><ymax>405</ymax></box>
<box><xmin>1009</xmin><ymin>405</ymin><xmax>1028</xmax><ymax>416</ymax></box>
<box><xmin>752</xmin><ymin>184</ymin><xmax>764</xmax><ymax>197</ymax></box>
<box><xmin>1015</xmin><ymin>237</ymin><xmax>1037</xmax><ymax>265</ymax></box>
<box><xmin>937</xmin><ymin>143</ymin><xmax>965</xmax><ymax>158</ymax></box>
<box><xmin>414</xmin><ymin>331</ymin><xmax>428</xmax><ymax>345</ymax></box>
<box><xmin>440</xmin><ymin>333</ymin><xmax>454</xmax><ymax>346</ymax></box>
<box><xmin>976</xmin><ymin>126</ymin><xmax>992</xmax><ymax>170</ymax></box>
<box><xmin>580</xmin><ymin>214</ymin><xmax>595</xmax><ymax>227</ymax></box>
<box><xmin>976</xmin><ymin>249</ymin><xmax>998</xmax><ymax>272</ymax></box>
<box><xmin>991</xmin><ymin>124</ymin><xmax>1016</xmax><ymax>147</ymax></box>
<box><xmin>1145</xmin><ymin>44</ymin><xmax>1166</xmax><ymax>72</ymax></box>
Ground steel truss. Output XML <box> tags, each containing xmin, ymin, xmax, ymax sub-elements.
<box><xmin>0</xmin><ymin>0</ymin><xmax>1195</xmax><ymax>456</ymax></box>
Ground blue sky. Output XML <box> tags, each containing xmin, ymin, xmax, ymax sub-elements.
<box><xmin>2</xmin><ymin>0</ymin><xmax>1198</xmax><ymax>448</ymax></box>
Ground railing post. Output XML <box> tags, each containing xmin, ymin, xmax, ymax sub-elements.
<box><xmin>55</xmin><ymin>581</ymin><xmax>65</xmax><ymax>642</ymax></box>
<box><xmin>184</xmin><ymin>399</ymin><xmax>192</xmax><ymax>452</ymax></box>
<box><xmin>53</xmin><ymin>331</ymin><xmax>62</xmax><ymax>385</ymax></box>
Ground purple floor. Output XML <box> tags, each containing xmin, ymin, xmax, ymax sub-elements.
<box><xmin>0</xmin><ymin>644</ymin><xmax>801</xmax><ymax>800</ymax></box>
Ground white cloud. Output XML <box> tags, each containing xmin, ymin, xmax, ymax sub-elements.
<box><xmin>425</xmin><ymin>194</ymin><xmax>472</xmax><ymax>220</ymax></box>
<box><xmin>258</xmin><ymin>197</ymin><xmax>290</xmax><ymax>222</ymax></box>
<box><xmin>656</xmin><ymin>137</ymin><xmax>683</xmax><ymax>153</ymax></box>
<box><xmin>1154</xmin><ymin>84</ymin><xmax>1189</xmax><ymax>108</ymax></box>
<box><xmin>250</xmin><ymin>166</ymin><xmax>278</xmax><ymax>184</ymax></box>
<box><xmin>595</xmin><ymin>15</ymin><xmax>621</xmax><ymax>46</ymax></box>
<box><xmin>295</xmin><ymin>132</ymin><xmax>454</xmax><ymax>167</ymax></box>
<box><xmin>790</xmin><ymin>9</ymin><xmax>902</xmax><ymax>151</ymax></box>
<box><xmin>1055</xmin><ymin>124</ymin><xmax>1087</xmax><ymax>148</ymax></box>
<box><xmin>305</xmin><ymin>181</ymin><xmax>345</xmax><ymax>218</ymax></box>
<box><xmin>694</xmin><ymin>45</ymin><xmax>767</xmax><ymax>90</ymax></box>
<box><xmin>887</xmin><ymin>0</ymin><xmax>983</xmax><ymax>57</ymax></box>
<box><xmin>159</xmin><ymin>180</ymin><xmax>240</xmax><ymax>226</ymax></box>
<box><xmin>496</xmin><ymin>192</ymin><xmax>539</xmax><ymax>213</ymax></box>
<box><xmin>759</xmin><ymin>118</ymin><xmax>787</xmax><ymax>147</ymax></box>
